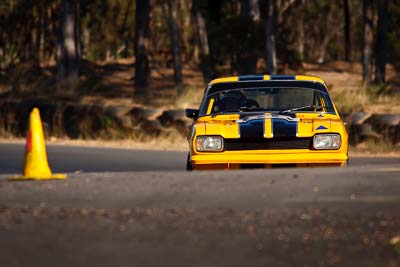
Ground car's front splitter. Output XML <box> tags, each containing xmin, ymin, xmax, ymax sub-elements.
<box><xmin>191</xmin><ymin>150</ymin><xmax>348</xmax><ymax>170</ymax></box>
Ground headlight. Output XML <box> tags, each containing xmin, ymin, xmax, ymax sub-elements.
<box><xmin>313</xmin><ymin>134</ymin><xmax>341</xmax><ymax>150</ymax></box>
<box><xmin>196</xmin><ymin>136</ymin><xmax>224</xmax><ymax>152</ymax></box>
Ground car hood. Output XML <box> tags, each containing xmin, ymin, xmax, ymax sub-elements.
<box><xmin>197</xmin><ymin>113</ymin><xmax>345</xmax><ymax>139</ymax></box>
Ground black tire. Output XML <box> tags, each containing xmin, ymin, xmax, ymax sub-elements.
<box><xmin>344</xmin><ymin>159</ymin><xmax>349</xmax><ymax>167</ymax></box>
<box><xmin>186</xmin><ymin>153</ymin><xmax>193</xmax><ymax>171</ymax></box>
<box><xmin>344</xmin><ymin>153</ymin><xmax>350</xmax><ymax>167</ymax></box>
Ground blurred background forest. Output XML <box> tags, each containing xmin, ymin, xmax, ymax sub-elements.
<box><xmin>0</xmin><ymin>0</ymin><xmax>399</xmax><ymax>94</ymax></box>
<box><xmin>0</xmin><ymin>0</ymin><xmax>399</xmax><ymax>148</ymax></box>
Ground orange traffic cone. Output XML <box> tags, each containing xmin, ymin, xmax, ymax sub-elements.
<box><xmin>10</xmin><ymin>108</ymin><xmax>66</xmax><ymax>180</ymax></box>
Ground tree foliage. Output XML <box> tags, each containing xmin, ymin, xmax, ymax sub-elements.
<box><xmin>0</xmin><ymin>0</ymin><xmax>398</xmax><ymax>95</ymax></box>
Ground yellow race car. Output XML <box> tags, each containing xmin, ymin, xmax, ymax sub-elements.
<box><xmin>185</xmin><ymin>75</ymin><xmax>348</xmax><ymax>170</ymax></box>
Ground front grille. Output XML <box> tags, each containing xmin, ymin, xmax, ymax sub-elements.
<box><xmin>224</xmin><ymin>137</ymin><xmax>312</xmax><ymax>151</ymax></box>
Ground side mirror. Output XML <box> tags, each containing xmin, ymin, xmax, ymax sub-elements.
<box><xmin>185</xmin><ymin>108</ymin><xmax>199</xmax><ymax>119</ymax></box>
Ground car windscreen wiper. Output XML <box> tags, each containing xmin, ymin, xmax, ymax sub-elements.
<box><xmin>211</xmin><ymin>107</ymin><xmax>264</xmax><ymax>117</ymax></box>
<box><xmin>279</xmin><ymin>105</ymin><xmax>320</xmax><ymax>114</ymax></box>
<box><xmin>239</xmin><ymin>106</ymin><xmax>265</xmax><ymax>112</ymax></box>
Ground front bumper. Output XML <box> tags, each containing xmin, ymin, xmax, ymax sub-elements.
<box><xmin>191</xmin><ymin>150</ymin><xmax>348</xmax><ymax>170</ymax></box>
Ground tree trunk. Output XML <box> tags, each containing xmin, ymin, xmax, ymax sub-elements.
<box><xmin>265</xmin><ymin>0</ymin><xmax>276</xmax><ymax>74</ymax></box>
<box><xmin>119</xmin><ymin>0</ymin><xmax>133</xmax><ymax>58</ymax></box>
<box><xmin>317</xmin><ymin>11</ymin><xmax>340</xmax><ymax>64</ymax></box>
<box><xmin>238</xmin><ymin>0</ymin><xmax>259</xmax><ymax>74</ymax></box>
<box><xmin>134</xmin><ymin>0</ymin><xmax>151</xmax><ymax>101</ymax></box>
<box><xmin>317</xmin><ymin>29</ymin><xmax>338</xmax><ymax>64</ymax></box>
<box><xmin>192</xmin><ymin>1</ymin><xmax>212</xmax><ymax>83</ymax></box>
<box><xmin>50</xmin><ymin>3</ymin><xmax>59</xmax><ymax>62</ymax></box>
<box><xmin>31</xmin><ymin>4</ymin><xmax>43</xmax><ymax>67</ymax></box>
<box><xmin>38</xmin><ymin>3</ymin><xmax>45</xmax><ymax>65</ymax></box>
<box><xmin>375</xmin><ymin>0</ymin><xmax>388</xmax><ymax>84</ymax></box>
<box><xmin>362</xmin><ymin>0</ymin><xmax>373</xmax><ymax>86</ymax></box>
<box><xmin>240</xmin><ymin>0</ymin><xmax>260</xmax><ymax>22</ymax></box>
<box><xmin>296</xmin><ymin>0</ymin><xmax>305</xmax><ymax>61</ymax></box>
<box><xmin>343</xmin><ymin>0</ymin><xmax>351</xmax><ymax>61</ymax></box>
<box><xmin>208</xmin><ymin>0</ymin><xmax>222</xmax><ymax>25</ymax></box>
<box><xmin>181</xmin><ymin>1</ymin><xmax>192</xmax><ymax>61</ymax></box>
<box><xmin>82</xmin><ymin>23</ymin><xmax>90</xmax><ymax>59</ymax></box>
<box><xmin>167</xmin><ymin>0</ymin><xmax>183</xmax><ymax>84</ymax></box>
<box><xmin>56</xmin><ymin>0</ymin><xmax>81</xmax><ymax>98</ymax></box>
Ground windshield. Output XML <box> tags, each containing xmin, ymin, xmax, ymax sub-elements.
<box><xmin>199</xmin><ymin>87</ymin><xmax>335</xmax><ymax>116</ymax></box>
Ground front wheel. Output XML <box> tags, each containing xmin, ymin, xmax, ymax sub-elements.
<box><xmin>186</xmin><ymin>153</ymin><xmax>193</xmax><ymax>171</ymax></box>
<box><xmin>342</xmin><ymin>158</ymin><xmax>349</xmax><ymax>167</ymax></box>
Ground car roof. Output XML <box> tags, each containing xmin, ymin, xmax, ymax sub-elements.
<box><xmin>209</xmin><ymin>75</ymin><xmax>326</xmax><ymax>86</ymax></box>
<box><xmin>206</xmin><ymin>75</ymin><xmax>329</xmax><ymax>96</ymax></box>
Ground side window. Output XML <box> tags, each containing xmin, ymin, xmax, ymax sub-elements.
<box><xmin>322</xmin><ymin>93</ymin><xmax>335</xmax><ymax>113</ymax></box>
<box><xmin>208</xmin><ymin>95</ymin><xmax>217</xmax><ymax>114</ymax></box>
<box><xmin>314</xmin><ymin>91</ymin><xmax>335</xmax><ymax>113</ymax></box>
<box><xmin>199</xmin><ymin>94</ymin><xmax>219</xmax><ymax>115</ymax></box>
<box><xmin>313</xmin><ymin>91</ymin><xmax>323</xmax><ymax>110</ymax></box>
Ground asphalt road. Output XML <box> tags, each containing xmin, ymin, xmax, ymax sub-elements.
<box><xmin>0</xmin><ymin>143</ymin><xmax>187</xmax><ymax>174</ymax></box>
<box><xmin>0</xmin><ymin>142</ymin><xmax>400</xmax><ymax>267</ymax></box>
<box><xmin>0</xmin><ymin>142</ymin><xmax>399</xmax><ymax>174</ymax></box>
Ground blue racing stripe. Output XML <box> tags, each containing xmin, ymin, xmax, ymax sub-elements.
<box><xmin>272</xmin><ymin>118</ymin><xmax>297</xmax><ymax>137</ymax></box>
<box><xmin>270</xmin><ymin>75</ymin><xmax>295</xmax><ymax>80</ymax></box>
<box><xmin>239</xmin><ymin>120</ymin><xmax>264</xmax><ymax>138</ymax></box>
<box><xmin>239</xmin><ymin>114</ymin><xmax>264</xmax><ymax>138</ymax></box>
<box><xmin>238</xmin><ymin>75</ymin><xmax>264</xmax><ymax>81</ymax></box>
